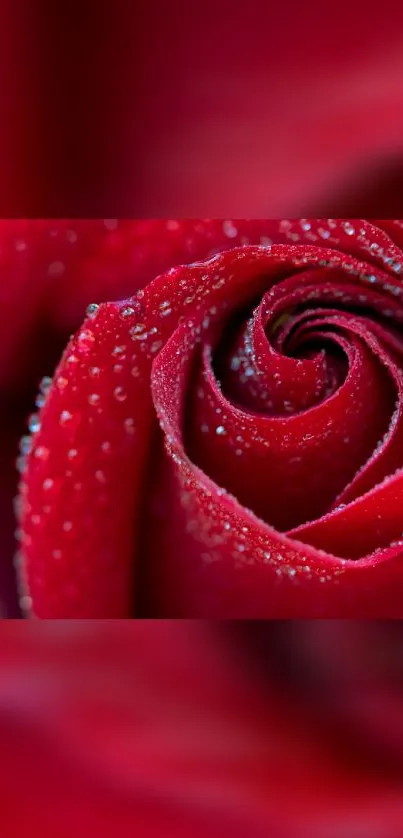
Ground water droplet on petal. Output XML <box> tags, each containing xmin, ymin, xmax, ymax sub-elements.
<box><xmin>19</xmin><ymin>436</ymin><xmax>32</xmax><ymax>455</ymax></box>
<box><xmin>60</xmin><ymin>410</ymin><xmax>73</xmax><ymax>426</ymax></box>
<box><xmin>341</xmin><ymin>221</ymin><xmax>355</xmax><ymax>235</ymax></box>
<box><xmin>77</xmin><ymin>330</ymin><xmax>95</xmax><ymax>353</ymax></box>
<box><xmin>16</xmin><ymin>456</ymin><xmax>26</xmax><ymax>474</ymax></box>
<box><xmin>40</xmin><ymin>376</ymin><xmax>52</xmax><ymax>393</ymax></box>
<box><xmin>35</xmin><ymin>446</ymin><xmax>49</xmax><ymax>460</ymax></box>
<box><xmin>28</xmin><ymin>414</ymin><xmax>41</xmax><ymax>434</ymax></box>
<box><xmin>113</xmin><ymin>387</ymin><xmax>127</xmax><ymax>402</ymax></box>
<box><xmin>86</xmin><ymin>303</ymin><xmax>100</xmax><ymax>318</ymax></box>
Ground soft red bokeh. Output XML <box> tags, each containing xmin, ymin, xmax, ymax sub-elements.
<box><xmin>3</xmin><ymin>1</ymin><xmax>403</xmax><ymax>215</ymax></box>
<box><xmin>0</xmin><ymin>621</ymin><xmax>403</xmax><ymax>837</ymax></box>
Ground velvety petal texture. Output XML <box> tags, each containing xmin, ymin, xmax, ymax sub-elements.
<box><xmin>17</xmin><ymin>219</ymin><xmax>403</xmax><ymax>617</ymax></box>
<box><xmin>3</xmin><ymin>220</ymin><xmax>276</xmax><ymax>390</ymax></box>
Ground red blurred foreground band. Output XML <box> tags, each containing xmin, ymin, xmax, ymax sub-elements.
<box><xmin>0</xmin><ymin>621</ymin><xmax>402</xmax><ymax>837</ymax></box>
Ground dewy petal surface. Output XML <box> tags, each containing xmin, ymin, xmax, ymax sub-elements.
<box><xmin>17</xmin><ymin>220</ymin><xmax>403</xmax><ymax>617</ymax></box>
<box><xmin>1</xmin><ymin>220</ymin><xmax>286</xmax><ymax>391</ymax></box>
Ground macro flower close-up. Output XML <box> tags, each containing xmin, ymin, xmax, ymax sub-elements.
<box><xmin>4</xmin><ymin>6</ymin><xmax>403</xmax><ymax>836</ymax></box>
<box><xmin>3</xmin><ymin>218</ymin><xmax>403</xmax><ymax>618</ymax></box>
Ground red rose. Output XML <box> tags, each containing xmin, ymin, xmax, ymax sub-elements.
<box><xmin>15</xmin><ymin>218</ymin><xmax>403</xmax><ymax>618</ymax></box>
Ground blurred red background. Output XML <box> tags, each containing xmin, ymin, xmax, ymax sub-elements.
<box><xmin>2</xmin><ymin>0</ymin><xmax>403</xmax><ymax>215</ymax></box>
<box><xmin>0</xmin><ymin>621</ymin><xmax>403</xmax><ymax>837</ymax></box>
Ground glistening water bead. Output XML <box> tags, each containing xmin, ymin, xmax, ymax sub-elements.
<box><xmin>39</xmin><ymin>376</ymin><xmax>52</xmax><ymax>393</ymax></box>
<box><xmin>113</xmin><ymin>387</ymin><xmax>127</xmax><ymax>402</ymax></box>
<box><xmin>60</xmin><ymin>411</ymin><xmax>73</xmax><ymax>426</ymax></box>
<box><xmin>86</xmin><ymin>303</ymin><xmax>100</xmax><ymax>318</ymax></box>
<box><xmin>28</xmin><ymin>415</ymin><xmax>41</xmax><ymax>434</ymax></box>
<box><xmin>19</xmin><ymin>437</ymin><xmax>32</xmax><ymax>455</ymax></box>
<box><xmin>77</xmin><ymin>330</ymin><xmax>95</xmax><ymax>353</ymax></box>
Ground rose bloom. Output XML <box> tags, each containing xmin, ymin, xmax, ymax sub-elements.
<box><xmin>2</xmin><ymin>219</ymin><xmax>286</xmax><ymax>615</ymax></box>
<box><xmin>3</xmin><ymin>219</ymin><xmax>403</xmax><ymax>617</ymax></box>
<box><xmin>1</xmin><ymin>621</ymin><xmax>403</xmax><ymax>838</ymax></box>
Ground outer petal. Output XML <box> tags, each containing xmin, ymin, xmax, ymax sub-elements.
<box><xmin>1</xmin><ymin>219</ymin><xmax>312</xmax><ymax>615</ymax></box>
